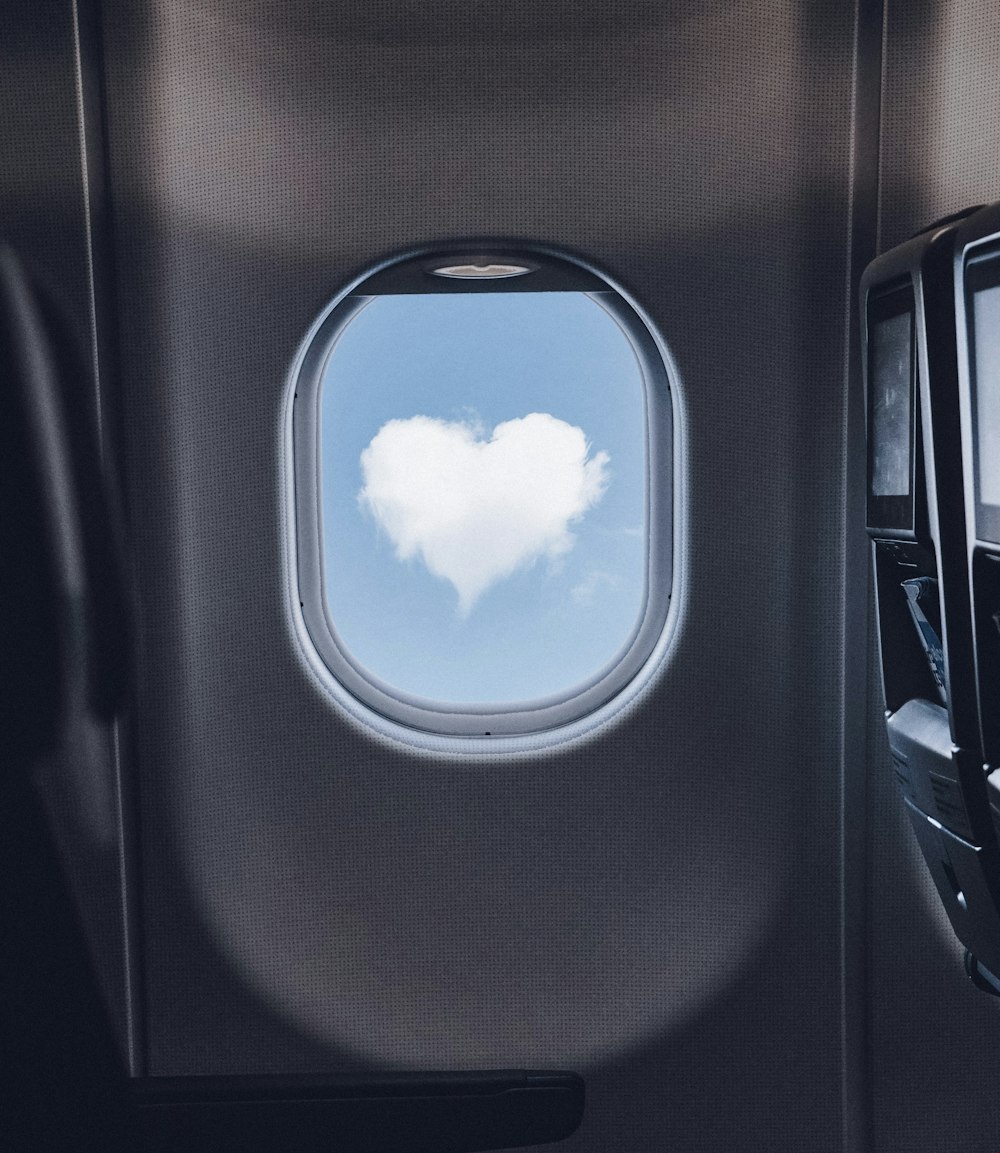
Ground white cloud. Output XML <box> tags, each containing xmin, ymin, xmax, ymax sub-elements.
<box><xmin>570</xmin><ymin>570</ymin><xmax>621</xmax><ymax>607</ymax></box>
<box><xmin>359</xmin><ymin>413</ymin><xmax>610</xmax><ymax>615</ymax></box>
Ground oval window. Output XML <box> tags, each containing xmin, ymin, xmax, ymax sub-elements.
<box><xmin>290</xmin><ymin>248</ymin><xmax>674</xmax><ymax>739</ymax></box>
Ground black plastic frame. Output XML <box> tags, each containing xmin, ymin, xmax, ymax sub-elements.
<box><xmin>955</xmin><ymin>205</ymin><xmax>1000</xmax><ymax>767</ymax></box>
<box><xmin>860</xmin><ymin>210</ymin><xmax>1000</xmax><ymax>978</ymax></box>
<box><xmin>862</xmin><ymin>213</ymin><xmax>982</xmax><ymax>751</ymax></box>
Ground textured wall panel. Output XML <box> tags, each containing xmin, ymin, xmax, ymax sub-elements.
<box><xmin>101</xmin><ymin>2</ymin><xmax>855</xmax><ymax>1148</ymax></box>
<box><xmin>879</xmin><ymin>0</ymin><xmax>1000</xmax><ymax>253</ymax></box>
<box><xmin>872</xmin><ymin>1</ymin><xmax>1000</xmax><ymax>1150</ymax></box>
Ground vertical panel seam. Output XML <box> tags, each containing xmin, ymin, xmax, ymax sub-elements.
<box><xmin>70</xmin><ymin>0</ymin><xmax>145</xmax><ymax>1079</ymax></box>
<box><xmin>70</xmin><ymin>0</ymin><xmax>103</xmax><ymax>454</ymax></box>
<box><xmin>842</xmin><ymin>0</ymin><xmax>885</xmax><ymax>1150</ymax></box>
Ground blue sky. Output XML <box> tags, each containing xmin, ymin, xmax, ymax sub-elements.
<box><xmin>320</xmin><ymin>290</ymin><xmax>647</xmax><ymax>705</ymax></box>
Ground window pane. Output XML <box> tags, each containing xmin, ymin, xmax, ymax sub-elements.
<box><xmin>320</xmin><ymin>290</ymin><xmax>647</xmax><ymax>705</ymax></box>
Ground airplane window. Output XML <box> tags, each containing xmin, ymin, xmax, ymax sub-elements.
<box><xmin>289</xmin><ymin>251</ymin><xmax>674</xmax><ymax>740</ymax></box>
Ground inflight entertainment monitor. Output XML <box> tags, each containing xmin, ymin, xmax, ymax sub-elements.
<box><xmin>860</xmin><ymin>210</ymin><xmax>1000</xmax><ymax>993</ymax></box>
<box><xmin>867</xmin><ymin>283</ymin><xmax>916</xmax><ymax>536</ymax></box>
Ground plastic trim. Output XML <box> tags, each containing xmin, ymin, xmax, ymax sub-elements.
<box><xmin>281</xmin><ymin>242</ymin><xmax>683</xmax><ymax>753</ymax></box>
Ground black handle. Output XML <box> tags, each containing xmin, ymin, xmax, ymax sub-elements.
<box><xmin>130</xmin><ymin>1070</ymin><xmax>585</xmax><ymax>1153</ymax></box>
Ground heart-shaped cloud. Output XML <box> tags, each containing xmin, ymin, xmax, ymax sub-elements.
<box><xmin>359</xmin><ymin>413</ymin><xmax>611</xmax><ymax>614</ymax></box>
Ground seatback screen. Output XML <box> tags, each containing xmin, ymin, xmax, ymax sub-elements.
<box><xmin>967</xmin><ymin>253</ymin><xmax>1000</xmax><ymax>544</ymax></box>
<box><xmin>871</xmin><ymin>310</ymin><xmax>913</xmax><ymax>496</ymax></box>
<box><xmin>867</xmin><ymin>284</ymin><xmax>915</xmax><ymax>532</ymax></box>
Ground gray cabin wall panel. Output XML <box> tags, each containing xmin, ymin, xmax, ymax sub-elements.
<box><xmin>101</xmin><ymin>1</ymin><xmax>855</xmax><ymax>1148</ymax></box>
<box><xmin>879</xmin><ymin>0</ymin><xmax>1000</xmax><ymax>254</ymax></box>
<box><xmin>871</xmin><ymin>1</ymin><xmax>1000</xmax><ymax>1150</ymax></box>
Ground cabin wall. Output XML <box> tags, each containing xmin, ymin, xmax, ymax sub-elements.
<box><xmin>867</xmin><ymin>3</ymin><xmax>1000</xmax><ymax>1151</ymax></box>
<box><xmin>98</xmin><ymin>0</ymin><xmax>856</xmax><ymax>1149</ymax></box>
<box><xmin>26</xmin><ymin>2</ymin><xmax>1000</xmax><ymax>1151</ymax></box>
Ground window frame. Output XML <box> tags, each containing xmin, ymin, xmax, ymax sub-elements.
<box><xmin>286</xmin><ymin>244</ymin><xmax>676</xmax><ymax>743</ymax></box>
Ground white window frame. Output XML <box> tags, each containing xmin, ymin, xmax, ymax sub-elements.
<box><xmin>284</xmin><ymin>244</ymin><xmax>679</xmax><ymax>749</ymax></box>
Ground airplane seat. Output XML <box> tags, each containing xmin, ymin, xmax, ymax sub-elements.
<box><xmin>1</xmin><ymin>242</ymin><xmax>131</xmax><ymax>1151</ymax></box>
<box><xmin>0</xmin><ymin>243</ymin><xmax>129</xmax><ymax>751</ymax></box>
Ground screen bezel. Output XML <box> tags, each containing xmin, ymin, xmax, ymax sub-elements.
<box><xmin>965</xmin><ymin>245</ymin><xmax>1000</xmax><ymax>547</ymax></box>
<box><xmin>866</xmin><ymin>281</ymin><xmax>917</xmax><ymax>534</ymax></box>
